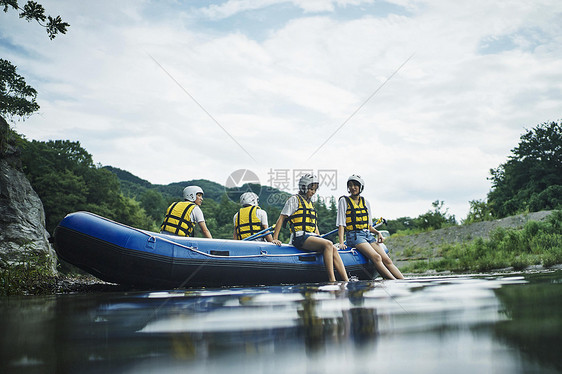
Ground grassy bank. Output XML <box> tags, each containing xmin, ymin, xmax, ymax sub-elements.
<box><xmin>0</xmin><ymin>252</ymin><xmax>56</xmax><ymax>296</ymax></box>
<box><xmin>401</xmin><ymin>210</ymin><xmax>562</xmax><ymax>273</ymax></box>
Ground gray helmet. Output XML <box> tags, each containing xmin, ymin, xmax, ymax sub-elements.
<box><xmin>298</xmin><ymin>173</ymin><xmax>319</xmax><ymax>194</ymax></box>
<box><xmin>183</xmin><ymin>186</ymin><xmax>204</xmax><ymax>202</ymax></box>
<box><xmin>347</xmin><ymin>174</ymin><xmax>364</xmax><ymax>193</ymax></box>
<box><xmin>240</xmin><ymin>192</ymin><xmax>259</xmax><ymax>206</ymax></box>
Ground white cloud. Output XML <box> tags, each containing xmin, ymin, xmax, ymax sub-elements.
<box><xmin>2</xmin><ymin>0</ymin><xmax>561</xmax><ymax>220</ymax></box>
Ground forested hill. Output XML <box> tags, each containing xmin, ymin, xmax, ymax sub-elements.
<box><xmin>103</xmin><ymin>166</ymin><xmax>227</xmax><ymax>203</ymax></box>
<box><xmin>103</xmin><ymin>166</ymin><xmax>290</xmax><ymax>206</ymax></box>
<box><xmin>14</xmin><ymin>120</ymin><xmax>560</xmax><ymax>241</ymax></box>
<box><xmin>15</xmin><ymin>135</ymin><xmax>297</xmax><ymax>239</ymax></box>
<box><xmin>100</xmin><ymin>165</ymin><xmax>298</xmax><ymax>240</ymax></box>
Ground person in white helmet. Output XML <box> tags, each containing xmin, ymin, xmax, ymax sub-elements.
<box><xmin>160</xmin><ymin>185</ymin><xmax>212</xmax><ymax>238</ymax></box>
<box><xmin>272</xmin><ymin>173</ymin><xmax>349</xmax><ymax>282</ymax></box>
<box><xmin>233</xmin><ymin>192</ymin><xmax>272</xmax><ymax>242</ymax></box>
<box><xmin>337</xmin><ymin>175</ymin><xmax>404</xmax><ymax>279</ymax></box>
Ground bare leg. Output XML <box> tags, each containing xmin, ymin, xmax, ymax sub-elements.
<box><xmin>372</xmin><ymin>242</ymin><xmax>405</xmax><ymax>279</ymax></box>
<box><xmin>332</xmin><ymin>248</ymin><xmax>349</xmax><ymax>281</ymax></box>
<box><xmin>301</xmin><ymin>236</ymin><xmax>340</xmax><ymax>282</ymax></box>
<box><xmin>355</xmin><ymin>242</ymin><xmax>396</xmax><ymax>280</ymax></box>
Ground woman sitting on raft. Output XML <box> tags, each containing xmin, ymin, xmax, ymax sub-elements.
<box><xmin>272</xmin><ymin>173</ymin><xmax>349</xmax><ymax>282</ymax></box>
<box><xmin>337</xmin><ymin>175</ymin><xmax>404</xmax><ymax>280</ymax></box>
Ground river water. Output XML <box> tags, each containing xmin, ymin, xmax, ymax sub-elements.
<box><xmin>1</xmin><ymin>270</ymin><xmax>560</xmax><ymax>374</ymax></box>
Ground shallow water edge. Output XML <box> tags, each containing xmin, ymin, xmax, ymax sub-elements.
<box><xmin>1</xmin><ymin>270</ymin><xmax>560</xmax><ymax>374</ymax></box>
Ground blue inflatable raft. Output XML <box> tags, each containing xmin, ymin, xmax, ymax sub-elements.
<box><xmin>53</xmin><ymin>211</ymin><xmax>377</xmax><ymax>288</ymax></box>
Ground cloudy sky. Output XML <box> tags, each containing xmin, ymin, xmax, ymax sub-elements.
<box><xmin>2</xmin><ymin>0</ymin><xmax>561</xmax><ymax>220</ymax></box>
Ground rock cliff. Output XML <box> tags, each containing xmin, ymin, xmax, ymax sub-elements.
<box><xmin>0</xmin><ymin>118</ymin><xmax>56</xmax><ymax>272</ymax></box>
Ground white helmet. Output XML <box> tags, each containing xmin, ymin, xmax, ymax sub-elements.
<box><xmin>298</xmin><ymin>173</ymin><xmax>319</xmax><ymax>194</ymax></box>
<box><xmin>240</xmin><ymin>192</ymin><xmax>259</xmax><ymax>206</ymax></box>
<box><xmin>347</xmin><ymin>174</ymin><xmax>364</xmax><ymax>193</ymax></box>
<box><xmin>183</xmin><ymin>185</ymin><xmax>204</xmax><ymax>202</ymax></box>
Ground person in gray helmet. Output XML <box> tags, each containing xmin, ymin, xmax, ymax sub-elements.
<box><xmin>272</xmin><ymin>173</ymin><xmax>349</xmax><ymax>282</ymax></box>
<box><xmin>160</xmin><ymin>185</ymin><xmax>212</xmax><ymax>238</ymax></box>
<box><xmin>233</xmin><ymin>192</ymin><xmax>272</xmax><ymax>242</ymax></box>
<box><xmin>337</xmin><ymin>175</ymin><xmax>404</xmax><ymax>279</ymax></box>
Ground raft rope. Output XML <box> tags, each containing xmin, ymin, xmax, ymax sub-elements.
<box><xmin>84</xmin><ymin>211</ymin><xmax>357</xmax><ymax>259</ymax></box>
<box><xmin>139</xmin><ymin>228</ymin><xmax>357</xmax><ymax>259</ymax></box>
<box><xmin>79</xmin><ymin>213</ymin><xmax>377</xmax><ymax>292</ymax></box>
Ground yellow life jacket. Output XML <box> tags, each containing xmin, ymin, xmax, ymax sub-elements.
<box><xmin>288</xmin><ymin>194</ymin><xmax>317</xmax><ymax>233</ymax></box>
<box><xmin>342</xmin><ymin>196</ymin><xmax>369</xmax><ymax>231</ymax></box>
<box><xmin>235</xmin><ymin>206</ymin><xmax>263</xmax><ymax>240</ymax></box>
<box><xmin>160</xmin><ymin>201</ymin><xmax>196</xmax><ymax>237</ymax></box>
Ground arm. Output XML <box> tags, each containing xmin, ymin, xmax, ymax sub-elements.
<box><xmin>336</xmin><ymin>197</ymin><xmax>347</xmax><ymax>248</ymax></box>
<box><xmin>368</xmin><ymin>224</ymin><xmax>383</xmax><ymax>242</ymax></box>
<box><xmin>198</xmin><ymin>221</ymin><xmax>212</xmax><ymax>239</ymax></box>
<box><xmin>233</xmin><ymin>213</ymin><xmax>238</xmax><ymax>240</ymax></box>
<box><xmin>262</xmin><ymin>224</ymin><xmax>273</xmax><ymax>242</ymax></box>
<box><xmin>365</xmin><ymin>199</ymin><xmax>383</xmax><ymax>242</ymax></box>
<box><xmin>338</xmin><ymin>225</ymin><xmax>347</xmax><ymax>249</ymax></box>
<box><xmin>192</xmin><ymin>206</ymin><xmax>212</xmax><ymax>238</ymax></box>
<box><xmin>257</xmin><ymin>209</ymin><xmax>272</xmax><ymax>242</ymax></box>
<box><xmin>271</xmin><ymin>214</ymin><xmax>287</xmax><ymax>246</ymax></box>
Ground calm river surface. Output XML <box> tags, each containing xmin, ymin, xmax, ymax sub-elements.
<box><xmin>1</xmin><ymin>270</ymin><xmax>561</xmax><ymax>373</ymax></box>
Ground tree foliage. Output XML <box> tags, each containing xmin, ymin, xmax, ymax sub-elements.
<box><xmin>1</xmin><ymin>0</ymin><xmax>69</xmax><ymax>39</ymax></box>
<box><xmin>415</xmin><ymin>200</ymin><xmax>456</xmax><ymax>230</ymax></box>
<box><xmin>19</xmin><ymin>138</ymin><xmax>154</xmax><ymax>234</ymax></box>
<box><xmin>463</xmin><ymin>199</ymin><xmax>494</xmax><ymax>224</ymax></box>
<box><xmin>1</xmin><ymin>1</ymin><xmax>69</xmax><ymax>123</ymax></box>
<box><xmin>488</xmin><ymin>121</ymin><xmax>562</xmax><ymax>218</ymax></box>
<box><xmin>0</xmin><ymin>59</ymin><xmax>39</xmax><ymax>120</ymax></box>
<box><xmin>18</xmin><ymin>135</ymin><xmax>468</xmax><ymax>243</ymax></box>
<box><xmin>384</xmin><ymin>200</ymin><xmax>456</xmax><ymax>234</ymax></box>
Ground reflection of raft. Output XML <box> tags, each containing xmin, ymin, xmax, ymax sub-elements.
<box><xmin>54</xmin><ymin>211</ymin><xmax>377</xmax><ymax>288</ymax></box>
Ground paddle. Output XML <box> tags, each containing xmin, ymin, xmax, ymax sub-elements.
<box><xmin>321</xmin><ymin>217</ymin><xmax>387</xmax><ymax>238</ymax></box>
<box><xmin>248</xmin><ymin>231</ymin><xmax>274</xmax><ymax>241</ymax></box>
<box><xmin>242</xmin><ymin>225</ymin><xmax>274</xmax><ymax>241</ymax></box>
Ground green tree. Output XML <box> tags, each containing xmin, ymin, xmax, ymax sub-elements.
<box><xmin>384</xmin><ymin>216</ymin><xmax>417</xmax><ymax>235</ymax></box>
<box><xmin>488</xmin><ymin>121</ymin><xmax>562</xmax><ymax>217</ymax></box>
<box><xmin>1</xmin><ymin>0</ymin><xmax>69</xmax><ymax>40</ymax></box>
<box><xmin>0</xmin><ymin>59</ymin><xmax>39</xmax><ymax>121</ymax></box>
<box><xmin>463</xmin><ymin>199</ymin><xmax>494</xmax><ymax>224</ymax></box>
<box><xmin>19</xmin><ymin>139</ymin><xmax>155</xmax><ymax>233</ymax></box>
<box><xmin>315</xmin><ymin>196</ymin><xmax>337</xmax><ymax>236</ymax></box>
<box><xmin>1</xmin><ymin>1</ymin><xmax>68</xmax><ymax>123</ymax></box>
<box><xmin>140</xmin><ymin>189</ymin><xmax>168</xmax><ymax>222</ymax></box>
<box><xmin>34</xmin><ymin>169</ymin><xmax>88</xmax><ymax>232</ymax></box>
<box><xmin>1</xmin><ymin>0</ymin><xmax>69</xmax><ymax>160</ymax></box>
<box><xmin>415</xmin><ymin>200</ymin><xmax>456</xmax><ymax>230</ymax></box>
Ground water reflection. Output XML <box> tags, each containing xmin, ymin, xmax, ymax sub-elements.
<box><xmin>492</xmin><ymin>272</ymin><xmax>562</xmax><ymax>373</ymax></box>
<box><xmin>1</xmin><ymin>271</ymin><xmax>561</xmax><ymax>373</ymax></box>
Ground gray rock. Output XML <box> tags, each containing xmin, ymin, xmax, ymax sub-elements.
<box><xmin>0</xmin><ymin>149</ymin><xmax>56</xmax><ymax>273</ymax></box>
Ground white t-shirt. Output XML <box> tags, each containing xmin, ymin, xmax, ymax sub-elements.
<box><xmin>232</xmin><ymin>207</ymin><xmax>269</xmax><ymax>227</ymax></box>
<box><xmin>336</xmin><ymin>196</ymin><xmax>372</xmax><ymax>228</ymax></box>
<box><xmin>191</xmin><ymin>205</ymin><xmax>205</xmax><ymax>223</ymax></box>
<box><xmin>280</xmin><ymin>195</ymin><xmax>301</xmax><ymax>216</ymax></box>
<box><xmin>281</xmin><ymin>195</ymin><xmax>319</xmax><ymax>239</ymax></box>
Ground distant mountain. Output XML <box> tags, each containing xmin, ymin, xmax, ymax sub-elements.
<box><xmin>104</xmin><ymin>166</ymin><xmax>152</xmax><ymax>188</ymax></box>
<box><xmin>103</xmin><ymin>166</ymin><xmax>290</xmax><ymax>207</ymax></box>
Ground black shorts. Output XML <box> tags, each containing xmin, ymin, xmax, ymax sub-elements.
<box><xmin>292</xmin><ymin>232</ymin><xmax>316</xmax><ymax>249</ymax></box>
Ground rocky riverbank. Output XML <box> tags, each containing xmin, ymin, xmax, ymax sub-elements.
<box><xmin>5</xmin><ymin>209</ymin><xmax>557</xmax><ymax>295</ymax></box>
<box><xmin>386</xmin><ymin>210</ymin><xmax>555</xmax><ymax>267</ymax></box>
